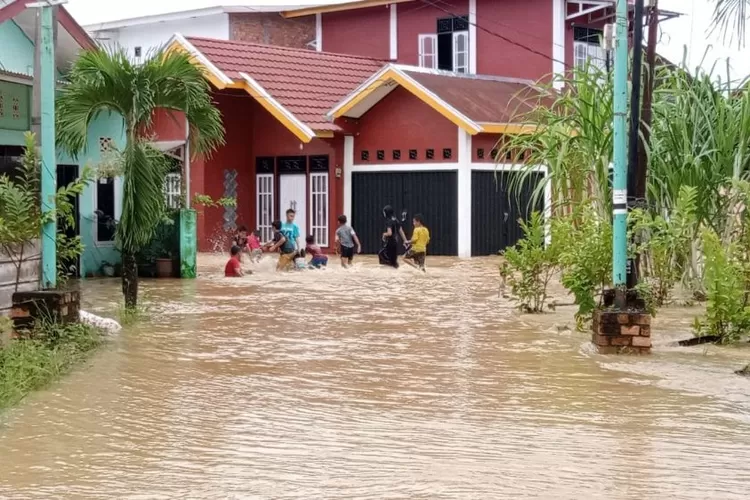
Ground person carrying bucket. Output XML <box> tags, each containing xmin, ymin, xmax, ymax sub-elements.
<box><xmin>378</xmin><ymin>205</ymin><xmax>408</xmax><ymax>268</ymax></box>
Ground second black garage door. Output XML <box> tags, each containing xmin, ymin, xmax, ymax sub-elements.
<box><xmin>351</xmin><ymin>171</ymin><xmax>458</xmax><ymax>255</ymax></box>
<box><xmin>471</xmin><ymin>171</ymin><xmax>544</xmax><ymax>256</ymax></box>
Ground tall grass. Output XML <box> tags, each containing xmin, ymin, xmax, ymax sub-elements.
<box><xmin>0</xmin><ymin>321</ymin><xmax>104</xmax><ymax>410</ymax></box>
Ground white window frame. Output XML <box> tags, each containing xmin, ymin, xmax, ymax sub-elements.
<box><xmin>310</xmin><ymin>172</ymin><xmax>329</xmax><ymax>247</ymax></box>
<box><xmin>163</xmin><ymin>172</ymin><xmax>182</xmax><ymax>209</ymax></box>
<box><xmin>453</xmin><ymin>31</ymin><xmax>469</xmax><ymax>73</ymax></box>
<box><xmin>418</xmin><ymin>34</ymin><xmax>437</xmax><ymax>69</ymax></box>
<box><xmin>573</xmin><ymin>41</ymin><xmax>606</xmax><ymax>72</ymax></box>
<box><xmin>256</xmin><ymin>173</ymin><xmax>274</xmax><ymax>243</ymax></box>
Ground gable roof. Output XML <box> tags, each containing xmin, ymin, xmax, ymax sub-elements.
<box><xmin>167</xmin><ymin>34</ymin><xmax>383</xmax><ymax>142</ymax></box>
<box><xmin>0</xmin><ymin>0</ymin><xmax>95</xmax><ymax>50</ymax></box>
<box><xmin>329</xmin><ymin>65</ymin><xmax>547</xmax><ymax>135</ymax></box>
<box><xmin>282</xmin><ymin>0</ymin><xmax>414</xmax><ymax>18</ymax></box>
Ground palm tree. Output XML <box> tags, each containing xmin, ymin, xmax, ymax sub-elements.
<box><xmin>56</xmin><ymin>48</ymin><xmax>225</xmax><ymax>308</ymax></box>
<box><xmin>711</xmin><ymin>0</ymin><xmax>749</xmax><ymax>47</ymax></box>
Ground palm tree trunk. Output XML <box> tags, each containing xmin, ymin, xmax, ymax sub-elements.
<box><xmin>122</xmin><ymin>252</ymin><xmax>138</xmax><ymax>308</ymax></box>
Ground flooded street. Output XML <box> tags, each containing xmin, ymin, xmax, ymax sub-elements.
<box><xmin>1</xmin><ymin>255</ymin><xmax>749</xmax><ymax>499</ymax></box>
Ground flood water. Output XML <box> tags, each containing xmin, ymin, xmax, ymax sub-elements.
<box><xmin>1</xmin><ymin>255</ymin><xmax>749</xmax><ymax>499</ymax></box>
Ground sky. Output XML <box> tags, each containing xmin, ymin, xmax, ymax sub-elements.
<box><xmin>64</xmin><ymin>0</ymin><xmax>750</xmax><ymax>82</ymax></box>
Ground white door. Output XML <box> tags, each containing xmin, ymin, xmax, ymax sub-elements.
<box><xmin>279</xmin><ymin>174</ymin><xmax>307</xmax><ymax>247</ymax></box>
<box><xmin>256</xmin><ymin>174</ymin><xmax>274</xmax><ymax>242</ymax></box>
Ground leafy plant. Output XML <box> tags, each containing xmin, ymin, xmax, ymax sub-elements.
<box><xmin>552</xmin><ymin>205</ymin><xmax>613</xmax><ymax>328</ymax></box>
<box><xmin>500</xmin><ymin>212</ymin><xmax>558</xmax><ymax>313</ymax></box>
<box><xmin>56</xmin><ymin>47</ymin><xmax>225</xmax><ymax>308</ymax></box>
<box><xmin>192</xmin><ymin>193</ymin><xmax>236</xmax><ymax>208</ymax></box>
<box><xmin>693</xmin><ymin>229</ymin><xmax>750</xmax><ymax>343</ymax></box>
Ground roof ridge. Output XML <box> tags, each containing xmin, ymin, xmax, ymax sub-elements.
<box><xmin>186</xmin><ymin>36</ymin><xmax>386</xmax><ymax>64</ymax></box>
<box><xmin>393</xmin><ymin>64</ymin><xmax>536</xmax><ymax>86</ymax></box>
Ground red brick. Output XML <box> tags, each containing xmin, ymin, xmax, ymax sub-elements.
<box><xmin>611</xmin><ymin>336</ymin><xmax>633</xmax><ymax>346</ymax></box>
<box><xmin>11</xmin><ymin>306</ymin><xmax>29</xmax><ymax>318</ymax></box>
<box><xmin>592</xmin><ymin>334</ymin><xmax>610</xmax><ymax>346</ymax></box>
<box><xmin>640</xmin><ymin>326</ymin><xmax>651</xmax><ymax>337</ymax></box>
<box><xmin>617</xmin><ymin>313</ymin><xmax>630</xmax><ymax>324</ymax></box>
<box><xmin>632</xmin><ymin>336</ymin><xmax>652</xmax><ymax>348</ymax></box>
<box><xmin>229</xmin><ymin>13</ymin><xmax>314</xmax><ymax>49</ymax></box>
<box><xmin>621</xmin><ymin>325</ymin><xmax>640</xmax><ymax>336</ymax></box>
<box><xmin>634</xmin><ymin>314</ymin><xmax>651</xmax><ymax>326</ymax></box>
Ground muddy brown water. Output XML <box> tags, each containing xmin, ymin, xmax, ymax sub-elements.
<box><xmin>1</xmin><ymin>255</ymin><xmax>749</xmax><ymax>499</ymax></box>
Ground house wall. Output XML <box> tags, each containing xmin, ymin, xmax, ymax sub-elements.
<box><xmin>475</xmin><ymin>0</ymin><xmax>553</xmax><ymax>81</ymax></box>
<box><xmin>91</xmin><ymin>14</ymin><xmax>230</xmax><ymax>60</ymax></box>
<box><xmin>396</xmin><ymin>0</ymin><xmax>468</xmax><ymax>67</ymax></box>
<box><xmin>0</xmin><ymin>20</ymin><xmax>35</xmax><ymax>75</ymax></box>
<box><xmin>321</xmin><ymin>6</ymin><xmax>390</xmax><ymax>59</ymax></box>
<box><xmin>352</xmin><ymin>86</ymin><xmax>458</xmax><ymax>165</ymax></box>
<box><xmin>229</xmin><ymin>12</ymin><xmax>314</xmax><ymax>48</ymax></box>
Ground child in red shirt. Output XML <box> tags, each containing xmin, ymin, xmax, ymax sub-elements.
<box><xmin>224</xmin><ymin>245</ymin><xmax>244</xmax><ymax>277</ymax></box>
<box><xmin>248</xmin><ymin>230</ymin><xmax>262</xmax><ymax>263</ymax></box>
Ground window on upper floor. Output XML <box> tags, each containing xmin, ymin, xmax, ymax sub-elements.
<box><xmin>573</xmin><ymin>27</ymin><xmax>606</xmax><ymax>73</ymax></box>
<box><xmin>418</xmin><ymin>34</ymin><xmax>437</xmax><ymax>69</ymax></box>
<box><xmin>431</xmin><ymin>16</ymin><xmax>470</xmax><ymax>73</ymax></box>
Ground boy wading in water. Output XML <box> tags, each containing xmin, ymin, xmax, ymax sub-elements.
<box><xmin>265</xmin><ymin>220</ymin><xmax>296</xmax><ymax>271</ymax></box>
<box><xmin>281</xmin><ymin>208</ymin><xmax>301</xmax><ymax>252</ymax></box>
<box><xmin>335</xmin><ymin>215</ymin><xmax>362</xmax><ymax>268</ymax></box>
<box><xmin>404</xmin><ymin>214</ymin><xmax>430</xmax><ymax>271</ymax></box>
<box><xmin>224</xmin><ymin>245</ymin><xmax>244</xmax><ymax>277</ymax></box>
<box><xmin>378</xmin><ymin>205</ymin><xmax>407</xmax><ymax>268</ymax></box>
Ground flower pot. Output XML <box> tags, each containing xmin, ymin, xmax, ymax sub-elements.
<box><xmin>155</xmin><ymin>258</ymin><xmax>174</xmax><ymax>278</ymax></box>
<box><xmin>102</xmin><ymin>265</ymin><xmax>115</xmax><ymax>277</ymax></box>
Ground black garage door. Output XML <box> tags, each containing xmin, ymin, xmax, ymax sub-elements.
<box><xmin>352</xmin><ymin>171</ymin><xmax>458</xmax><ymax>255</ymax></box>
<box><xmin>471</xmin><ymin>171</ymin><xmax>544</xmax><ymax>256</ymax></box>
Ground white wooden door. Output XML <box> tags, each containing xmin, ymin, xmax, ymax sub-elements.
<box><xmin>256</xmin><ymin>174</ymin><xmax>274</xmax><ymax>242</ymax></box>
<box><xmin>279</xmin><ymin>174</ymin><xmax>307</xmax><ymax>246</ymax></box>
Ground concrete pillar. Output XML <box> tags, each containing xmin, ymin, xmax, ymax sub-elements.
<box><xmin>457</xmin><ymin>127</ymin><xmax>472</xmax><ymax>258</ymax></box>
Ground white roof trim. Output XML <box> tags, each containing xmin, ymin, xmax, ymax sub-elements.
<box><xmin>83</xmin><ymin>5</ymin><xmax>309</xmax><ymax>32</ymax></box>
<box><xmin>328</xmin><ymin>63</ymin><xmax>482</xmax><ymax>134</ymax></box>
<box><xmin>237</xmin><ymin>71</ymin><xmax>316</xmax><ymax>141</ymax></box>
<box><xmin>168</xmin><ymin>33</ymin><xmax>234</xmax><ymax>87</ymax></box>
<box><xmin>151</xmin><ymin>140</ymin><xmax>186</xmax><ymax>152</ymax></box>
<box><xmin>390</xmin><ymin>64</ymin><xmax>536</xmax><ymax>85</ymax></box>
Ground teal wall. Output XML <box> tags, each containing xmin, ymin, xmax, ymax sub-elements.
<box><xmin>62</xmin><ymin>112</ymin><xmax>126</xmax><ymax>278</ymax></box>
<box><xmin>0</xmin><ymin>20</ymin><xmax>35</xmax><ymax>76</ymax></box>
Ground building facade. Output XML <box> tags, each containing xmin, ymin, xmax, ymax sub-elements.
<box><xmin>0</xmin><ymin>0</ymin><xmax>127</xmax><ymax>278</ymax></box>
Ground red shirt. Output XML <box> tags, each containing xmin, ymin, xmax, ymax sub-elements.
<box><xmin>224</xmin><ymin>256</ymin><xmax>241</xmax><ymax>277</ymax></box>
<box><xmin>306</xmin><ymin>244</ymin><xmax>324</xmax><ymax>257</ymax></box>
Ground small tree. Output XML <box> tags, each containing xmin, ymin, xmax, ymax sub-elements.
<box><xmin>500</xmin><ymin>212</ymin><xmax>558</xmax><ymax>313</ymax></box>
<box><xmin>56</xmin><ymin>48</ymin><xmax>225</xmax><ymax>307</ymax></box>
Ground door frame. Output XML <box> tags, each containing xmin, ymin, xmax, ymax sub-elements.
<box><xmin>57</xmin><ymin>164</ymin><xmax>81</xmax><ymax>276</ymax></box>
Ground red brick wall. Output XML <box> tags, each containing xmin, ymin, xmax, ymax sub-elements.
<box><xmin>352</xmin><ymin>86</ymin><xmax>457</xmax><ymax>165</ymax></box>
<box><xmin>229</xmin><ymin>13</ymin><xmax>315</xmax><ymax>48</ymax></box>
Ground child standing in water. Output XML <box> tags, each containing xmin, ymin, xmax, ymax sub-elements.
<box><xmin>265</xmin><ymin>220</ymin><xmax>296</xmax><ymax>271</ymax></box>
<box><xmin>379</xmin><ymin>205</ymin><xmax>407</xmax><ymax>268</ymax></box>
<box><xmin>335</xmin><ymin>215</ymin><xmax>362</xmax><ymax>268</ymax></box>
<box><xmin>404</xmin><ymin>214</ymin><xmax>430</xmax><ymax>271</ymax></box>
<box><xmin>248</xmin><ymin>230</ymin><xmax>262</xmax><ymax>263</ymax></box>
<box><xmin>306</xmin><ymin>235</ymin><xmax>329</xmax><ymax>268</ymax></box>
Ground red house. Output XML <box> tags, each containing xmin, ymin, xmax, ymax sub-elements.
<box><xmin>159</xmin><ymin>1</ymin><xmax>677</xmax><ymax>257</ymax></box>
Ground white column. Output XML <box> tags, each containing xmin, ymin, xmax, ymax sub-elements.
<box><xmin>315</xmin><ymin>13</ymin><xmax>322</xmax><ymax>52</ymax></box>
<box><xmin>543</xmin><ymin>165</ymin><xmax>552</xmax><ymax>245</ymax></box>
<box><xmin>552</xmin><ymin>0</ymin><xmax>565</xmax><ymax>88</ymax></box>
<box><xmin>389</xmin><ymin>4</ymin><xmax>398</xmax><ymax>60</ymax></box>
<box><xmin>344</xmin><ymin>135</ymin><xmax>354</xmax><ymax>219</ymax></box>
<box><xmin>469</xmin><ymin>0</ymin><xmax>477</xmax><ymax>74</ymax></box>
<box><xmin>457</xmin><ymin>127</ymin><xmax>472</xmax><ymax>258</ymax></box>
<box><xmin>184</xmin><ymin>119</ymin><xmax>191</xmax><ymax>208</ymax></box>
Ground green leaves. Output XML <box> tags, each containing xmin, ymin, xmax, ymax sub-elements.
<box><xmin>500</xmin><ymin>212</ymin><xmax>557</xmax><ymax>313</ymax></box>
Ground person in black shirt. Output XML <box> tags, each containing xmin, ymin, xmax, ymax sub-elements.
<box><xmin>378</xmin><ymin>205</ymin><xmax>407</xmax><ymax>268</ymax></box>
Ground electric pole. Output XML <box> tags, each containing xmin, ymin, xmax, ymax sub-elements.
<box><xmin>612</xmin><ymin>0</ymin><xmax>629</xmax><ymax>308</ymax></box>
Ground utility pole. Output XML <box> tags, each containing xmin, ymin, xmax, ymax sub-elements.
<box><xmin>626</xmin><ymin>0</ymin><xmax>646</xmax><ymax>289</ymax></box>
<box><xmin>29</xmin><ymin>0</ymin><xmax>64</xmax><ymax>289</ymax></box>
<box><xmin>612</xmin><ymin>0</ymin><xmax>629</xmax><ymax>308</ymax></box>
<box><xmin>638</xmin><ymin>0</ymin><xmax>659</xmax><ymax>200</ymax></box>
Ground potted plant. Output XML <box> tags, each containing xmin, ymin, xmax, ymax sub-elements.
<box><xmin>149</xmin><ymin>214</ymin><xmax>179</xmax><ymax>278</ymax></box>
<box><xmin>101</xmin><ymin>261</ymin><xmax>116</xmax><ymax>277</ymax></box>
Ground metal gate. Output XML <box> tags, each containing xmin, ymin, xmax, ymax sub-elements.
<box><xmin>471</xmin><ymin>171</ymin><xmax>543</xmax><ymax>256</ymax></box>
<box><xmin>351</xmin><ymin>171</ymin><xmax>458</xmax><ymax>255</ymax></box>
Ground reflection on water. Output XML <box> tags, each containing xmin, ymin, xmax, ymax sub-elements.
<box><xmin>0</xmin><ymin>255</ymin><xmax>749</xmax><ymax>499</ymax></box>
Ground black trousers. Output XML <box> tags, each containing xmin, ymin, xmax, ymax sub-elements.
<box><xmin>378</xmin><ymin>240</ymin><xmax>399</xmax><ymax>268</ymax></box>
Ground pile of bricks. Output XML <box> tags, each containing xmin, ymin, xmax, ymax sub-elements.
<box><xmin>592</xmin><ymin>311</ymin><xmax>652</xmax><ymax>354</ymax></box>
<box><xmin>11</xmin><ymin>290</ymin><xmax>81</xmax><ymax>333</ymax></box>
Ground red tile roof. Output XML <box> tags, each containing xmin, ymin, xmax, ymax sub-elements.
<box><xmin>401</xmin><ymin>70</ymin><xmax>550</xmax><ymax>124</ymax></box>
<box><xmin>186</xmin><ymin>37</ymin><xmax>384</xmax><ymax>132</ymax></box>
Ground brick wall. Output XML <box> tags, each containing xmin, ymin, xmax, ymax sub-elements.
<box><xmin>228</xmin><ymin>13</ymin><xmax>315</xmax><ymax>49</ymax></box>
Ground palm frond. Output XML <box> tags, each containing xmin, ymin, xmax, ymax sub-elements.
<box><xmin>710</xmin><ymin>0</ymin><xmax>749</xmax><ymax>48</ymax></box>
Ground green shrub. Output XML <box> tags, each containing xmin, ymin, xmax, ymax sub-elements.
<box><xmin>500</xmin><ymin>212</ymin><xmax>558</xmax><ymax>313</ymax></box>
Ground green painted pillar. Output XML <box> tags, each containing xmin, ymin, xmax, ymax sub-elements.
<box><xmin>180</xmin><ymin>209</ymin><xmax>197</xmax><ymax>278</ymax></box>
<box><xmin>39</xmin><ymin>4</ymin><xmax>56</xmax><ymax>289</ymax></box>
